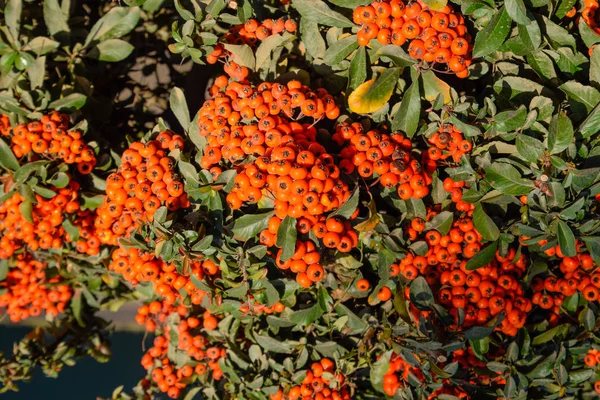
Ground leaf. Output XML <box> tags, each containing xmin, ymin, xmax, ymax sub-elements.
<box><xmin>0</xmin><ymin>259</ymin><xmax>7</xmax><ymax>281</ymax></box>
<box><xmin>0</xmin><ymin>137</ymin><xmax>19</xmax><ymax>171</ymax></box>
<box><xmin>557</xmin><ymin>220</ymin><xmax>576</xmax><ymax>257</ymax></box>
<box><xmin>48</xmin><ymin>93</ymin><xmax>87</xmax><ymax>111</ymax></box>
<box><xmin>424</xmin><ymin>211</ymin><xmax>453</xmax><ymax>236</ymax></box>
<box><xmin>376</xmin><ymin>45</ymin><xmax>415</xmax><ymax>68</ymax></box>
<box><xmin>182</xmin><ymin>387</ymin><xmax>202</xmax><ymax>400</ymax></box>
<box><xmin>577</xmin><ymin>102</ymin><xmax>600</xmax><ymax>139</ymax></box>
<box><xmin>409</xmin><ymin>276</ymin><xmax>435</xmax><ymax>310</ymax></box>
<box><xmin>330</xmin><ymin>186</ymin><xmax>359</xmax><ymax>219</ymax></box>
<box><xmin>23</xmin><ymin>36</ymin><xmax>60</xmax><ymax>55</ymax></box>
<box><xmin>292</xmin><ymin>0</ymin><xmax>354</xmax><ymax>28</ymax></box>
<box><xmin>527</xmin><ymin>50</ymin><xmax>556</xmax><ymax>80</ymax></box>
<box><xmin>466</xmin><ymin>240</ymin><xmax>499</xmax><ymax>270</ymax></box>
<box><xmin>421</xmin><ymin>70</ymin><xmax>451</xmax><ymax>104</ymax></box>
<box><xmin>560</xmin><ymin>81</ymin><xmax>600</xmax><ymax>120</ymax></box>
<box><xmin>548</xmin><ymin>113</ymin><xmax>573</xmax><ymax>155</ymax></box>
<box><xmin>464</xmin><ymin>325</ymin><xmax>494</xmax><ymax>340</ymax></box>
<box><xmin>484</xmin><ymin>163</ymin><xmax>534</xmax><ymax>195</ymax></box>
<box><xmin>505</xmin><ymin>0</ymin><xmax>529</xmax><ymax>24</ymax></box>
<box><xmin>84</xmin><ymin>7</ymin><xmax>141</xmax><ymax>47</ymax></box>
<box><xmin>494</xmin><ymin>106</ymin><xmax>527</xmax><ymax>132</ymax></box>
<box><xmin>472</xmin><ymin>6</ymin><xmax>512</xmax><ymax>58</ymax></box>
<box><xmin>328</xmin><ymin>0</ymin><xmax>371</xmax><ymax>7</ymax></box>
<box><xmin>391</xmin><ymin>79</ymin><xmax>421</xmax><ymax>137</ymax></box>
<box><xmin>290</xmin><ymin>304</ymin><xmax>323</xmax><ymax>326</ymax></box>
<box><xmin>421</xmin><ymin>0</ymin><xmax>448</xmax><ymax>10</ymax></box>
<box><xmin>71</xmin><ymin>290</ymin><xmax>85</xmax><ymax>327</ymax></box>
<box><xmin>322</xmin><ymin>35</ymin><xmax>359</xmax><ymax>66</ymax></box>
<box><xmin>516</xmin><ymin>134</ymin><xmax>544</xmax><ymax>164</ymax></box>
<box><xmin>348</xmin><ymin>68</ymin><xmax>399</xmax><ymax>114</ymax></box>
<box><xmin>169</xmin><ymin>87</ymin><xmax>190</xmax><ymax>132</ymax></box>
<box><xmin>255</xmin><ymin>32</ymin><xmax>294</xmax><ymax>71</ymax></box>
<box><xmin>473</xmin><ymin>203</ymin><xmax>499</xmax><ymax>241</ymax></box>
<box><xmin>370</xmin><ymin>351</ymin><xmax>392</xmax><ymax>392</ymax></box>
<box><xmin>89</xmin><ymin>39</ymin><xmax>134</xmax><ymax>62</ymax></box>
<box><xmin>592</xmin><ymin>47</ymin><xmax>600</xmax><ymax>89</ymax></box>
<box><xmin>276</xmin><ymin>216</ymin><xmax>298</xmax><ymax>262</ymax></box>
<box><xmin>348</xmin><ymin>46</ymin><xmax>367</xmax><ymax>91</ymax></box>
<box><xmin>5</xmin><ymin>0</ymin><xmax>22</xmax><ymax>39</ymax></box>
<box><xmin>43</xmin><ymin>0</ymin><xmax>70</xmax><ymax>35</ymax></box>
<box><xmin>300</xmin><ymin>20</ymin><xmax>325</xmax><ymax>59</ymax></box>
<box><xmin>254</xmin><ymin>333</ymin><xmax>293</xmax><ymax>354</ymax></box>
<box><xmin>223</xmin><ymin>44</ymin><xmax>256</xmax><ymax>69</ymax></box>
<box><xmin>232</xmin><ymin>211</ymin><xmax>274</xmax><ymax>240</ymax></box>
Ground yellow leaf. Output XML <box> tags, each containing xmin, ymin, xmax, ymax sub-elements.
<box><xmin>347</xmin><ymin>68</ymin><xmax>400</xmax><ymax>114</ymax></box>
<box><xmin>422</xmin><ymin>71</ymin><xmax>451</xmax><ymax>104</ymax></box>
<box><xmin>422</xmin><ymin>0</ymin><xmax>448</xmax><ymax>11</ymax></box>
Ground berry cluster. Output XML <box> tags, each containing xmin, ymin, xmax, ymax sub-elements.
<box><xmin>0</xmin><ymin>254</ymin><xmax>72</xmax><ymax>322</ymax></box>
<box><xmin>334</xmin><ymin>121</ymin><xmax>433</xmax><ymax>199</ymax></box>
<box><xmin>426</xmin><ymin>123</ymin><xmax>472</xmax><ymax>163</ymax></box>
<box><xmin>0</xmin><ymin>181</ymin><xmax>96</xmax><ymax>258</ymax></box>
<box><xmin>207</xmin><ymin>18</ymin><xmax>297</xmax><ymax>64</ymax></box>
<box><xmin>582</xmin><ymin>0</ymin><xmax>600</xmax><ymax>35</ymax></box>
<box><xmin>94</xmin><ymin>131</ymin><xmax>189</xmax><ymax>246</ymax></box>
<box><xmin>110</xmin><ymin>247</ymin><xmax>217</xmax><ymax>306</ymax></box>
<box><xmin>402</xmin><ymin>210</ymin><xmax>529</xmax><ymax>335</ymax></box>
<box><xmin>353</xmin><ymin>0</ymin><xmax>472</xmax><ymax>77</ymax></box>
<box><xmin>1</xmin><ymin>111</ymin><xmax>96</xmax><ymax>174</ymax></box>
<box><xmin>273</xmin><ymin>238</ymin><xmax>325</xmax><ymax>287</ymax></box>
<box><xmin>274</xmin><ymin>358</ymin><xmax>351</xmax><ymax>400</ymax></box>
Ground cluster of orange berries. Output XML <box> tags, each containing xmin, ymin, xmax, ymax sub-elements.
<box><xmin>334</xmin><ymin>121</ymin><xmax>433</xmax><ymax>200</ymax></box>
<box><xmin>0</xmin><ymin>254</ymin><xmax>72</xmax><ymax>322</ymax></box>
<box><xmin>426</xmin><ymin>123</ymin><xmax>472</xmax><ymax>163</ymax></box>
<box><xmin>382</xmin><ymin>352</ymin><xmax>421</xmax><ymax>396</ymax></box>
<box><xmin>582</xmin><ymin>0</ymin><xmax>600</xmax><ymax>34</ymax></box>
<box><xmin>207</xmin><ymin>18</ymin><xmax>297</xmax><ymax>65</ymax></box>
<box><xmin>270</xmin><ymin>358</ymin><xmax>350</xmax><ymax>400</ymax></box>
<box><xmin>110</xmin><ymin>247</ymin><xmax>218</xmax><ymax>306</ymax></box>
<box><xmin>94</xmin><ymin>131</ymin><xmax>189</xmax><ymax>246</ymax></box>
<box><xmin>529</xmin><ymin>239</ymin><xmax>599</xmax><ymax>323</ymax></box>
<box><xmin>272</xmin><ymin>238</ymin><xmax>325</xmax><ymax>287</ymax></box>
<box><xmin>240</xmin><ymin>295</ymin><xmax>286</xmax><ymax>315</ymax></box>
<box><xmin>352</xmin><ymin>0</ymin><xmax>472</xmax><ymax>77</ymax></box>
<box><xmin>402</xmin><ymin>210</ymin><xmax>529</xmax><ymax>335</ymax></box>
<box><xmin>583</xmin><ymin>349</ymin><xmax>600</xmax><ymax>393</ymax></box>
<box><xmin>139</xmin><ymin>304</ymin><xmax>225</xmax><ymax>399</ymax></box>
<box><xmin>1</xmin><ymin>111</ymin><xmax>96</xmax><ymax>174</ymax></box>
<box><xmin>0</xmin><ymin>181</ymin><xmax>97</xmax><ymax>258</ymax></box>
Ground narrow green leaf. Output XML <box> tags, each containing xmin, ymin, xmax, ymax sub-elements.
<box><xmin>391</xmin><ymin>79</ymin><xmax>421</xmax><ymax>137</ymax></box>
<box><xmin>322</xmin><ymin>35</ymin><xmax>359</xmax><ymax>66</ymax></box>
<box><xmin>330</xmin><ymin>186</ymin><xmax>359</xmax><ymax>219</ymax></box>
<box><xmin>466</xmin><ymin>240</ymin><xmax>499</xmax><ymax>270</ymax></box>
<box><xmin>484</xmin><ymin>163</ymin><xmax>534</xmax><ymax>195</ymax></box>
<box><xmin>472</xmin><ymin>6</ymin><xmax>512</xmax><ymax>58</ymax></box>
<box><xmin>43</xmin><ymin>0</ymin><xmax>70</xmax><ymax>35</ymax></box>
<box><xmin>169</xmin><ymin>87</ymin><xmax>190</xmax><ymax>132</ymax></box>
<box><xmin>557</xmin><ymin>220</ymin><xmax>576</xmax><ymax>257</ymax></box>
<box><xmin>348</xmin><ymin>46</ymin><xmax>367</xmax><ymax>91</ymax></box>
<box><xmin>232</xmin><ymin>211</ymin><xmax>275</xmax><ymax>240</ymax></box>
<box><xmin>505</xmin><ymin>0</ymin><xmax>529</xmax><ymax>24</ymax></box>
<box><xmin>292</xmin><ymin>0</ymin><xmax>354</xmax><ymax>27</ymax></box>
<box><xmin>0</xmin><ymin>137</ymin><xmax>19</xmax><ymax>171</ymax></box>
<box><xmin>548</xmin><ymin>113</ymin><xmax>573</xmax><ymax>154</ymax></box>
<box><xmin>5</xmin><ymin>0</ymin><xmax>22</xmax><ymax>39</ymax></box>
<box><xmin>276</xmin><ymin>216</ymin><xmax>297</xmax><ymax>262</ymax></box>
<box><xmin>473</xmin><ymin>203</ymin><xmax>499</xmax><ymax>241</ymax></box>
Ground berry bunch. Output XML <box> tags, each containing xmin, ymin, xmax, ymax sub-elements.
<box><xmin>334</xmin><ymin>121</ymin><xmax>433</xmax><ymax>199</ymax></box>
<box><xmin>94</xmin><ymin>131</ymin><xmax>189</xmax><ymax>246</ymax></box>
<box><xmin>1</xmin><ymin>111</ymin><xmax>96</xmax><ymax>174</ymax></box>
<box><xmin>402</xmin><ymin>211</ymin><xmax>529</xmax><ymax>335</ymax></box>
<box><xmin>582</xmin><ymin>0</ymin><xmax>600</xmax><ymax>34</ymax></box>
<box><xmin>239</xmin><ymin>295</ymin><xmax>286</xmax><ymax>315</ymax></box>
<box><xmin>353</xmin><ymin>0</ymin><xmax>473</xmax><ymax>77</ymax></box>
<box><xmin>275</xmin><ymin>358</ymin><xmax>351</xmax><ymax>400</ymax></box>
<box><xmin>273</xmin><ymin>238</ymin><xmax>325</xmax><ymax>287</ymax></box>
<box><xmin>382</xmin><ymin>352</ymin><xmax>421</xmax><ymax>396</ymax></box>
<box><xmin>0</xmin><ymin>181</ymin><xmax>96</xmax><ymax>258</ymax></box>
<box><xmin>442</xmin><ymin>177</ymin><xmax>475</xmax><ymax>212</ymax></box>
<box><xmin>207</xmin><ymin>18</ymin><xmax>297</xmax><ymax>64</ymax></box>
<box><xmin>0</xmin><ymin>254</ymin><xmax>72</xmax><ymax>322</ymax></box>
<box><xmin>426</xmin><ymin>123</ymin><xmax>472</xmax><ymax>163</ymax></box>
<box><xmin>109</xmin><ymin>247</ymin><xmax>217</xmax><ymax>305</ymax></box>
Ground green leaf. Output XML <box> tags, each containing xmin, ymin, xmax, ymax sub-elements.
<box><xmin>232</xmin><ymin>211</ymin><xmax>274</xmax><ymax>240</ymax></box>
<box><xmin>5</xmin><ymin>0</ymin><xmax>22</xmax><ymax>39</ymax></box>
<box><xmin>516</xmin><ymin>134</ymin><xmax>544</xmax><ymax>164</ymax></box>
<box><xmin>322</xmin><ymin>35</ymin><xmax>359</xmax><ymax>66</ymax></box>
<box><xmin>526</xmin><ymin>50</ymin><xmax>556</xmax><ymax>80</ymax></box>
<box><xmin>548</xmin><ymin>113</ymin><xmax>573</xmax><ymax>154</ymax></box>
<box><xmin>43</xmin><ymin>0</ymin><xmax>70</xmax><ymax>35</ymax></box>
<box><xmin>276</xmin><ymin>216</ymin><xmax>297</xmax><ymax>262</ymax></box>
<box><xmin>0</xmin><ymin>137</ymin><xmax>19</xmax><ymax>171</ymax></box>
<box><xmin>473</xmin><ymin>203</ymin><xmax>499</xmax><ymax>241</ymax></box>
<box><xmin>557</xmin><ymin>220</ymin><xmax>576</xmax><ymax>257</ymax></box>
<box><xmin>48</xmin><ymin>93</ymin><xmax>87</xmax><ymax>111</ymax></box>
<box><xmin>290</xmin><ymin>304</ymin><xmax>323</xmax><ymax>326</ymax></box>
<box><xmin>370</xmin><ymin>350</ymin><xmax>392</xmax><ymax>393</ymax></box>
<box><xmin>89</xmin><ymin>39</ymin><xmax>134</xmax><ymax>62</ymax></box>
<box><xmin>292</xmin><ymin>0</ymin><xmax>354</xmax><ymax>27</ymax></box>
<box><xmin>559</xmin><ymin>81</ymin><xmax>600</xmax><ymax>117</ymax></box>
<box><xmin>464</xmin><ymin>325</ymin><xmax>494</xmax><ymax>340</ymax></box>
<box><xmin>544</xmin><ymin>17</ymin><xmax>576</xmax><ymax>49</ymax></box>
<box><xmin>71</xmin><ymin>290</ymin><xmax>85</xmax><ymax>327</ymax></box>
<box><xmin>169</xmin><ymin>87</ymin><xmax>190</xmax><ymax>132</ymax></box>
<box><xmin>472</xmin><ymin>6</ymin><xmax>512</xmax><ymax>58</ymax></box>
<box><xmin>518</xmin><ymin>19</ymin><xmax>541</xmax><ymax>52</ymax></box>
<box><xmin>254</xmin><ymin>333</ymin><xmax>293</xmax><ymax>354</ymax></box>
<box><xmin>328</xmin><ymin>0</ymin><xmax>371</xmax><ymax>7</ymax></box>
<box><xmin>376</xmin><ymin>45</ymin><xmax>416</xmax><ymax>68</ymax></box>
<box><xmin>84</xmin><ymin>7</ymin><xmax>141</xmax><ymax>47</ymax></box>
<box><xmin>391</xmin><ymin>78</ymin><xmax>421</xmax><ymax>137</ymax></box>
<box><xmin>591</xmin><ymin>47</ymin><xmax>600</xmax><ymax>89</ymax></box>
<box><xmin>28</xmin><ymin>56</ymin><xmax>46</xmax><ymax>89</ymax></box>
<box><xmin>505</xmin><ymin>0</ymin><xmax>529</xmax><ymax>25</ymax></box>
<box><xmin>466</xmin><ymin>240</ymin><xmax>499</xmax><ymax>270</ymax></box>
<box><xmin>23</xmin><ymin>36</ymin><xmax>60</xmax><ymax>55</ymax></box>
<box><xmin>348</xmin><ymin>67</ymin><xmax>399</xmax><ymax>114</ymax></box>
<box><xmin>348</xmin><ymin>46</ymin><xmax>367</xmax><ymax>91</ymax></box>
<box><xmin>255</xmin><ymin>32</ymin><xmax>294</xmax><ymax>71</ymax></box>
<box><xmin>577</xmin><ymin>102</ymin><xmax>600</xmax><ymax>139</ymax></box>
<box><xmin>0</xmin><ymin>259</ymin><xmax>8</xmax><ymax>281</ymax></box>
<box><xmin>300</xmin><ymin>20</ymin><xmax>325</xmax><ymax>59</ymax></box>
<box><xmin>330</xmin><ymin>186</ymin><xmax>359</xmax><ymax>219</ymax></box>
<box><xmin>556</xmin><ymin>0</ymin><xmax>577</xmax><ymax>18</ymax></box>
<box><xmin>223</xmin><ymin>44</ymin><xmax>256</xmax><ymax>69</ymax></box>
<box><xmin>409</xmin><ymin>276</ymin><xmax>435</xmax><ymax>310</ymax></box>
<box><xmin>484</xmin><ymin>163</ymin><xmax>534</xmax><ymax>195</ymax></box>
<box><xmin>424</xmin><ymin>211</ymin><xmax>453</xmax><ymax>236</ymax></box>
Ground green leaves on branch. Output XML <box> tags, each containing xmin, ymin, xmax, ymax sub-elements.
<box><xmin>484</xmin><ymin>163</ymin><xmax>534</xmax><ymax>195</ymax></box>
